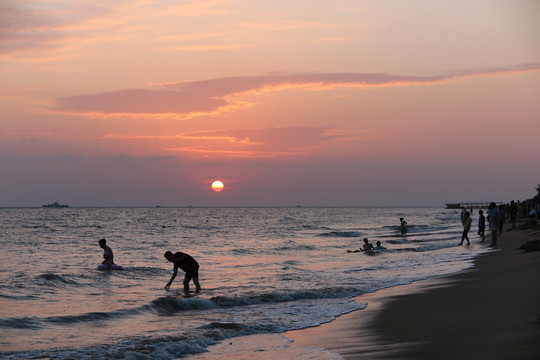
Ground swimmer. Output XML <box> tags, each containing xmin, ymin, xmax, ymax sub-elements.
<box><xmin>348</xmin><ymin>238</ymin><xmax>374</xmax><ymax>252</ymax></box>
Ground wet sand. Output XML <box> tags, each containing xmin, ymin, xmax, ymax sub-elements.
<box><xmin>286</xmin><ymin>222</ymin><xmax>540</xmax><ymax>359</ymax></box>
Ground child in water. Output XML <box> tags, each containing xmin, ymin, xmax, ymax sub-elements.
<box><xmin>98</xmin><ymin>239</ymin><xmax>115</xmax><ymax>267</ymax></box>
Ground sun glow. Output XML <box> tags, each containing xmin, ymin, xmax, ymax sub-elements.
<box><xmin>211</xmin><ymin>180</ymin><xmax>224</xmax><ymax>192</ymax></box>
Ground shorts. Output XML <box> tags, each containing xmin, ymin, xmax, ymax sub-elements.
<box><xmin>184</xmin><ymin>268</ymin><xmax>199</xmax><ymax>281</ymax></box>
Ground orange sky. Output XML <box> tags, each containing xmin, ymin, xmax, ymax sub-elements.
<box><xmin>1</xmin><ymin>0</ymin><xmax>539</xmax><ymax>206</ymax></box>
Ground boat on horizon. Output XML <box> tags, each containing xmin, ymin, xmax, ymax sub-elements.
<box><xmin>42</xmin><ymin>201</ymin><xmax>69</xmax><ymax>208</ymax></box>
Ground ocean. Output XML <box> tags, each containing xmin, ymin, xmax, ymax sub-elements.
<box><xmin>0</xmin><ymin>207</ymin><xmax>490</xmax><ymax>359</ymax></box>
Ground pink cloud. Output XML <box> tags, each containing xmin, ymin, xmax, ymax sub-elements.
<box><xmin>47</xmin><ymin>63</ymin><xmax>540</xmax><ymax>119</ymax></box>
<box><xmin>52</xmin><ymin>88</ymin><xmax>226</xmax><ymax>115</ymax></box>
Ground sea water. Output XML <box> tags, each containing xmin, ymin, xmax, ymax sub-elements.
<box><xmin>0</xmin><ymin>207</ymin><xmax>490</xmax><ymax>359</ymax></box>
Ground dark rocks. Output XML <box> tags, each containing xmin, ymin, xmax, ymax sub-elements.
<box><xmin>520</xmin><ymin>239</ymin><xmax>540</xmax><ymax>252</ymax></box>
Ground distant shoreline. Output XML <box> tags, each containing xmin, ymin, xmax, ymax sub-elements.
<box><xmin>0</xmin><ymin>205</ymin><xmax>447</xmax><ymax>209</ymax></box>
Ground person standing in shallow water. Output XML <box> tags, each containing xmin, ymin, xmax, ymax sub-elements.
<box><xmin>400</xmin><ymin>218</ymin><xmax>407</xmax><ymax>235</ymax></box>
<box><xmin>488</xmin><ymin>202</ymin><xmax>499</xmax><ymax>246</ymax></box>
<box><xmin>164</xmin><ymin>251</ymin><xmax>201</xmax><ymax>292</ymax></box>
<box><xmin>477</xmin><ymin>210</ymin><xmax>486</xmax><ymax>241</ymax></box>
<box><xmin>460</xmin><ymin>212</ymin><xmax>472</xmax><ymax>246</ymax></box>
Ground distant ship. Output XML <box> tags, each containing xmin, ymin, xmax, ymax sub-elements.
<box><xmin>42</xmin><ymin>201</ymin><xmax>69</xmax><ymax>208</ymax></box>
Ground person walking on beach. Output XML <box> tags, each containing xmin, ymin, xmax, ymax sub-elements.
<box><xmin>477</xmin><ymin>210</ymin><xmax>486</xmax><ymax>241</ymax></box>
<box><xmin>400</xmin><ymin>218</ymin><xmax>408</xmax><ymax>235</ymax></box>
<box><xmin>460</xmin><ymin>212</ymin><xmax>472</xmax><ymax>246</ymax></box>
<box><xmin>488</xmin><ymin>202</ymin><xmax>499</xmax><ymax>246</ymax></box>
<box><xmin>509</xmin><ymin>200</ymin><xmax>517</xmax><ymax>229</ymax></box>
<box><xmin>98</xmin><ymin>239</ymin><xmax>115</xmax><ymax>268</ymax></box>
<box><xmin>460</xmin><ymin>206</ymin><xmax>466</xmax><ymax>224</ymax></box>
<box><xmin>497</xmin><ymin>204</ymin><xmax>506</xmax><ymax>238</ymax></box>
<box><xmin>164</xmin><ymin>251</ymin><xmax>201</xmax><ymax>292</ymax></box>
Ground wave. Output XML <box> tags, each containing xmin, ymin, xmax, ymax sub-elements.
<box><xmin>0</xmin><ymin>316</ymin><xmax>43</xmax><ymax>329</ymax></box>
<box><xmin>46</xmin><ymin>311</ymin><xmax>114</xmax><ymax>324</ymax></box>
<box><xmin>1</xmin><ymin>322</ymin><xmax>283</xmax><ymax>360</ymax></box>
<box><xmin>209</xmin><ymin>287</ymin><xmax>357</xmax><ymax>307</ymax></box>
<box><xmin>231</xmin><ymin>248</ymin><xmax>254</xmax><ymax>255</ymax></box>
<box><xmin>1</xmin><ymin>287</ymin><xmax>356</xmax><ymax>329</ymax></box>
<box><xmin>0</xmin><ymin>284</ymin><xmax>360</xmax><ymax>331</ymax></box>
<box><xmin>199</xmin><ymin>321</ymin><xmax>282</xmax><ymax>336</ymax></box>
<box><xmin>275</xmin><ymin>243</ymin><xmax>316</xmax><ymax>251</ymax></box>
<box><xmin>0</xmin><ymin>307</ymin><xmax>145</xmax><ymax>329</ymax></box>
<box><xmin>34</xmin><ymin>273</ymin><xmax>83</xmax><ymax>287</ymax></box>
<box><xmin>0</xmin><ymin>292</ymin><xmax>38</xmax><ymax>300</ymax></box>
<box><xmin>387</xmin><ymin>238</ymin><xmax>411</xmax><ymax>244</ymax></box>
<box><xmin>318</xmin><ymin>231</ymin><xmax>362</xmax><ymax>237</ymax></box>
<box><xmin>117</xmin><ymin>266</ymin><xmax>170</xmax><ymax>276</ymax></box>
<box><xmin>149</xmin><ymin>296</ymin><xmax>217</xmax><ymax>315</ymax></box>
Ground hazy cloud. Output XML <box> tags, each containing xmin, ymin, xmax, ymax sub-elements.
<box><xmin>0</xmin><ymin>0</ymin><xmax>139</xmax><ymax>59</ymax></box>
<box><xmin>162</xmin><ymin>127</ymin><xmax>350</xmax><ymax>158</ymax></box>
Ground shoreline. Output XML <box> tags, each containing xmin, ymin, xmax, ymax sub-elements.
<box><xmin>286</xmin><ymin>222</ymin><xmax>540</xmax><ymax>359</ymax></box>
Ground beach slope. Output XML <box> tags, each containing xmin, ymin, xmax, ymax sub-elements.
<box><xmin>286</xmin><ymin>224</ymin><xmax>540</xmax><ymax>359</ymax></box>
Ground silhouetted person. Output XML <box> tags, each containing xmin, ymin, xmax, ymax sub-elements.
<box><xmin>348</xmin><ymin>238</ymin><xmax>374</xmax><ymax>252</ymax></box>
<box><xmin>488</xmin><ymin>202</ymin><xmax>499</xmax><ymax>246</ymax></box>
<box><xmin>400</xmin><ymin>218</ymin><xmax>408</xmax><ymax>235</ymax></box>
<box><xmin>361</xmin><ymin>238</ymin><xmax>374</xmax><ymax>251</ymax></box>
<box><xmin>509</xmin><ymin>200</ymin><xmax>517</xmax><ymax>229</ymax></box>
<box><xmin>497</xmin><ymin>204</ymin><xmax>506</xmax><ymax>237</ymax></box>
<box><xmin>460</xmin><ymin>212</ymin><xmax>472</xmax><ymax>246</ymax></box>
<box><xmin>374</xmin><ymin>241</ymin><xmax>387</xmax><ymax>250</ymax></box>
<box><xmin>98</xmin><ymin>239</ymin><xmax>114</xmax><ymax>268</ymax></box>
<box><xmin>164</xmin><ymin>251</ymin><xmax>201</xmax><ymax>292</ymax></box>
<box><xmin>477</xmin><ymin>210</ymin><xmax>486</xmax><ymax>241</ymax></box>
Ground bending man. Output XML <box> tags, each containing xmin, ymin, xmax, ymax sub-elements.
<box><xmin>164</xmin><ymin>251</ymin><xmax>201</xmax><ymax>292</ymax></box>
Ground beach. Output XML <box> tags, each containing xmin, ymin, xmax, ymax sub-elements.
<box><xmin>286</xmin><ymin>221</ymin><xmax>540</xmax><ymax>359</ymax></box>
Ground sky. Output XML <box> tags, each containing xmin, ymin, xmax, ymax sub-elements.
<box><xmin>1</xmin><ymin>0</ymin><xmax>539</xmax><ymax>207</ymax></box>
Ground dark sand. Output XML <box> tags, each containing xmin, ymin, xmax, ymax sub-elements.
<box><xmin>286</xmin><ymin>223</ymin><xmax>540</xmax><ymax>359</ymax></box>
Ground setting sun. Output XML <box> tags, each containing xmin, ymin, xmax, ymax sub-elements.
<box><xmin>211</xmin><ymin>180</ymin><xmax>224</xmax><ymax>192</ymax></box>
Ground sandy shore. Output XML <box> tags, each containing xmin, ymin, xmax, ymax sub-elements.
<box><xmin>286</xmin><ymin>222</ymin><xmax>540</xmax><ymax>359</ymax></box>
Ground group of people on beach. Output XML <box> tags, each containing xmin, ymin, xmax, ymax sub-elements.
<box><xmin>459</xmin><ymin>199</ymin><xmax>540</xmax><ymax>247</ymax></box>
<box><xmin>98</xmin><ymin>238</ymin><xmax>201</xmax><ymax>293</ymax></box>
<box><xmin>460</xmin><ymin>203</ymin><xmax>500</xmax><ymax>246</ymax></box>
